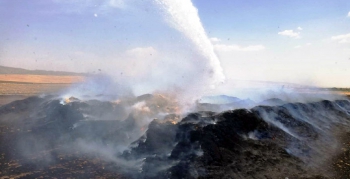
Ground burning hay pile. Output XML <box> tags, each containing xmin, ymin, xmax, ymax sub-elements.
<box><xmin>0</xmin><ymin>94</ymin><xmax>350</xmax><ymax>178</ymax></box>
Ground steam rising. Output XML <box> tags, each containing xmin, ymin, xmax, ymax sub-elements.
<box><xmin>153</xmin><ymin>0</ymin><xmax>225</xmax><ymax>87</ymax></box>
<box><xmin>60</xmin><ymin>0</ymin><xmax>227</xmax><ymax>108</ymax></box>
<box><xmin>2</xmin><ymin>0</ymin><xmax>350</xmax><ymax>179</ymax></box>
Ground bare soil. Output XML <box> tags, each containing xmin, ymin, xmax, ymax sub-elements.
<box><xmin>0</xmin><ymin>74</ymin><xmax>84</xmax><ymax>84</ymax></box>
<box><xmin>0</xmin><ymin>75</ymin><xmax>84</xmax><ymax>106</ymax></box>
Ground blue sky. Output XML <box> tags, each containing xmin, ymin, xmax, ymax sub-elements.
<box><xmin>1</xmin><ymin>0</ymin><xmax>350</xmax><ymax>87</ymax></box>
<box><xmin>195</xmin><ymin>0</ymin><xmax>350</xmax><ymax>44</ymax></box>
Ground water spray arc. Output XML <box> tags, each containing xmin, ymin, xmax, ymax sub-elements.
<box><xmin>153</xmin><ymin>0</ymin><xmax>225</xmax><ymax>86</ymax></box>
<box><xmin>2</xmin><ymin>0</ymin><xmax>350</xmax><ymax>178</ymax></box>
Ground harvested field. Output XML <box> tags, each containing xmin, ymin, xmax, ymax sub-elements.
<box><xmin>0</xmin><ymin>83</ymin><xmax>73</xmax><ymax>106</ymax></box>
<box><xmin>0</xmin><ymin>83</ymin><xmax>72</xmax><ymax>96</ymax></box>
<box><xmin>0</xmin><ymin>74</ymin><xmax>84</xmax><ymax>106</ymax></box>
<box><xmin>0</xmin><ymin>74</ymin><xmax>84</xmax><ymax>84</ymax></box>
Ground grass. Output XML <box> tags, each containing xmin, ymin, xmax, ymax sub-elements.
<box><xmin>0</xmin><ymin>83</ymin><xmax>72</xmax><ymax>95</ymax></box>
<box><xmin>0</xmin><ymin>74</ymin><xmax>84</xmax><ymax>84</ymax></box>
<box><xmin>0</xmin><ymin>74</ymin><xmax>85</xmax><ymax>105</ymax></box>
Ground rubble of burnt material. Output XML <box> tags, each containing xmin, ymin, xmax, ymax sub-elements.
<box><xmin>127</xmin><ymin>110</ymin><xmax>305</xmax><ymax>178</ymax></box>
<box><xmin>0</xmin><ymin>96</ymin><xmax>136</xmax><ymax>178</ymax></box>
<box><xmin>128</xmin><ymin>99</ymin><xmax>350</xmax><ymax>179</ymax></box>
<box><xmin>0</xmin><ymin>95</ymin><xmax>350</xmax><ymax>178</ymax></box>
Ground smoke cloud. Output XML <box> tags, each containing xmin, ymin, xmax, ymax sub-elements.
<box><xmin>153</xmin><ymin>0</ymin><xmax>225</xmax><ymax>86</ymax></box>
<box><xmin>2</xmin><ymin>0</ymin><xmax>350</xmax><ymax>179</ymax></box>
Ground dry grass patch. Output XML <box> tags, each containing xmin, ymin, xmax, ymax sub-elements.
<box><xmin>0</xmin><ymin>75</ymin><xmax>84</xmax><ymax>84</ymax></box>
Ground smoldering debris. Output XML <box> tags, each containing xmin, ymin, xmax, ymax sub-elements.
<box><xmin>0</xmin><ymin>94</ymin><xmax>350</xmax><ymax>178</ymax></box>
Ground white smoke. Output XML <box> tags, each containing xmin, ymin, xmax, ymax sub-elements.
<box><xmin>57</xmin><ymin>0</ymin><xmax>227</xmax><ymax>108</ymax></box>
<box><xmin>153</xmin><ymin>0</ymin><xmax>226</xmax><ymax>86</ymax></box>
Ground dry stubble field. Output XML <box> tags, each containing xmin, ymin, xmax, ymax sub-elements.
<box><xmin>0</xmin><ymin>75</ymin><xmax>84</xmax><ymax>106</ymax></box>
<box><xmin>0</xmin><ymin>74</ymin><xmax>349</xmax><ymax>106</ymax></box>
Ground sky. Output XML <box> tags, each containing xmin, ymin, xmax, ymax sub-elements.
<box><xmin>1</xmin><ymin>0</ymin><xmax>350</xmax><ymax>88</ymax></box>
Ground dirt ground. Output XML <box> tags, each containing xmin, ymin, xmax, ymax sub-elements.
<box><xmin>0</xmin><ymin>74</ymin><xmax>83</xmax><ymax>106</ymax></box>
<box><xmin>0</xmin><ymin>74</ymin><xmax>84</xmax><ymax>84</ymax></box>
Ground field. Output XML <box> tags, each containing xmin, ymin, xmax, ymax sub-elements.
<box><xmin>0</xmin><ymin>74</ymin><xmax>84</xmax><ymax>106</ymax></box>
<box><xmin>0</xmin><ymin>74</ymin><xmax>84</xmax><ymax>84</ymax></box>
<box><xmin>328</xmin><ymin>88</ymin><xmax>350</xmax><ymax>96</ymax></box>
<box><xmin>0</xmin><ymin>74</ymin><xmax>349</xmax><ymax>106</ymax></box>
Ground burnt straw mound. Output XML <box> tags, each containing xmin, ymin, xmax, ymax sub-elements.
<box><xmin>0</xmin><ymin>95</ymin><xmax>350</xmax><ymax>178</ymax></box>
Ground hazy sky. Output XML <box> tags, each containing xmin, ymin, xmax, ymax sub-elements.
<box><xmin>1</xmin><ymin>0</ymin><xmax>350</xmax><ymax>87</ymax></box>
